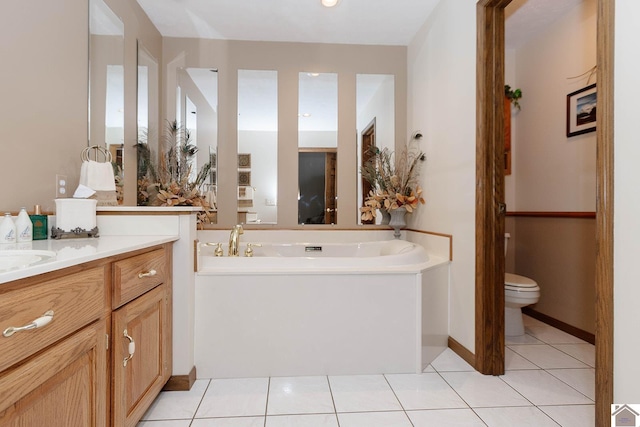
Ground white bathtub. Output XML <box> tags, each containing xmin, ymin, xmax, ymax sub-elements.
<box><xmin>197</xmin><ymin>239</ymin><xmax>431</xmax><ymax>274</ymax></box>
<box><xmin>195</xmin><ymin>238</ymin><xmax>449</xmax><ymax>378</ymax></box>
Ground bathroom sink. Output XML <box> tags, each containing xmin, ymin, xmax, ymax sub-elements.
<box><xmin>0</xmin><ymin>250</ymin><xmax>57</xmax><ymax>272</ymax></box>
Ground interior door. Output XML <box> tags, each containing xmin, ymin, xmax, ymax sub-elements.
<box><xmin>324</xmin><ymin>152</ymin><xmax>337</xmax><ymax>224</ymax></box>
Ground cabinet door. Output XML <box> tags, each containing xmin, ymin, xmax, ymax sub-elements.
<box><xmin>0</xmin><ymin>320</ymin><xmax>107</xmax><ymax>427</ymax></box>
<box><xmin>111</xmin><ymin>284</ymin><xmax>171</xmax><ymax>427</ymax></box>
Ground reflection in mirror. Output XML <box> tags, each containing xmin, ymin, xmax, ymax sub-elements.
<box><xmin>136</xmin><ymin>42</ymin><xmax>159</xmax><ymax>205</ymax></box>
<box><xmin>237</xmin><ymin>70</ymin><xmax>278</xmax><ymax>225</ymax></box>
<box><xmin>177</xmin><ymin>68</ymin><xmax>219</xmax><ymax>223</ymax></box>
<box><xmin>356</xmin><ymin>74</ymin><xmax>395</xmax><ymax>224</ymax></box>
<box><xmin>298</xmin><ymin>72</ymin><xmax>338</xmax><ymax>224</ymax></box>
<box><xmin>89</xmin><ymin>0</ymin><xmax>124</xmax><ymax>202</ymax></box>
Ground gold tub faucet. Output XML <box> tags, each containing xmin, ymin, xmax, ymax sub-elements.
<box><xmin>228</xmin><ymin>224</ymin><xmax>244</xmax><ymax>256</ymax></box>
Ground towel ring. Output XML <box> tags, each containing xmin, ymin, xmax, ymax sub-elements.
<box><xmin>81</xmin><ymin>145</ymin><xmax>112</xmax><ymax>163</ymax></box>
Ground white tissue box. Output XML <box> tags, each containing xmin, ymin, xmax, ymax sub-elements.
<box><xmin>55</xmin><ymin>199</ymin><xmax>97</xmax><ymax>231</ymax></box>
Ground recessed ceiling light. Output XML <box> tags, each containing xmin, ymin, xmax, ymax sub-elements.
<box><xmin>307</xmin><ymin>73</ymin><xmax>320</xmax><ymax>77</ymax></box>
<box><xmin>321</xmin><ymin>0</ymin><xmax>340</xmax><ymax>8</ymax></box>
<box><xmin>298</xmin><ymin>113</ymin><xmax>312</xmax><ymax>118</ymax></box>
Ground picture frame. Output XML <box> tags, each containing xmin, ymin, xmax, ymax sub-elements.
<box><xmin>566</xmin><ymin>83</ymin><xmax>597</xmax><ymax>137</ymax></box>
<box><xmin>238</xmin><ymin>153</ymin><xmax>251</xmax><ymax>169</ymax></box>
<box><xmin>238</xmin><ymin>171</ymin><xmax>251</xmax><ymax>186</ymax></box>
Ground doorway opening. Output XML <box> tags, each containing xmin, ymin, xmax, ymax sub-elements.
<box><xmin>298</xmin><ymin>149</ymin><xmax>337</xmax><ymax>225</ymax></box>
<box><xmin>475</xmin><ymin>1</ymin><xmax>613</xmax><ymax>425</ymax></box>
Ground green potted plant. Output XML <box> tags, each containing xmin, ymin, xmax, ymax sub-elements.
<box><xmin>505</xmin><ymin>85</ymin><xmax>523</xmax><ymax>110</ymax></box>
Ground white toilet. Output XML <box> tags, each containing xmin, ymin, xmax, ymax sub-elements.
<box><xmin>504</xmin><ymin>234</ymin><xmax>541</xmax><ymax>336</ymax></box>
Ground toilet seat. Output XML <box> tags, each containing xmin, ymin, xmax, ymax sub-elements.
<box><xmin>505</xmin><ymin>272</ymin><xmax>539</xmax><ymax>292</ymax></box>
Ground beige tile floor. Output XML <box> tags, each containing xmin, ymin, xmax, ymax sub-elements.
<box><xmin>138</xmin><ymin>315</ymin><xmax>595</xmax><ymax>427</ymax></box>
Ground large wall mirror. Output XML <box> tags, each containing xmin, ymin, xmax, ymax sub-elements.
<box><xmin>237</xmin><ymin>69</ymin><xmax>278</xmax><ymax>225</ymax></box>
<box><xmin>356</xmin><ymin>74</ymin><xmax>395</xmax><ymax>225</ymax></box>
<box><xmin>176</xmin><ymin>67</ymin><xmax>219</xmax><ymax>223</ymax></box>
<box><xmin>89</xmin><ymin>0</ymin><xmax>124</xmax><ymax>202</ymax></box>
<box><xmin>136</xmin><ymin>41</ymin><xmax>159</xmax><ymax>204</ymax></box>
<box><xmin>298</xmin><ymin>72</ymin><xmax>338</xmax><ymax>225</ymax></box>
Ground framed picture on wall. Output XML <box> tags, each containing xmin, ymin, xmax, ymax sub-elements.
<box><xmin>238</xmin><ymin>171</ymin><xmax>251</xmax><ymax>186</ymax></box>
<box><xmin>238</xmin><ymin>153</ymin><xmax>251</xmax><ymax>169</ymax></box>
<box><xmin>566</xmin><ymin>83</ymin><xmax>597</xmax><ymax>137</ymax></box>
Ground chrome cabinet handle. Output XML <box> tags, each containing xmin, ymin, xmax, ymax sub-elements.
<box><xmin>138</xmin><ymin>269</ymin><xmax>157</xmax><ymax>279</ymax></box>
<box><xmin>122</xmin><ymin>329</ymin><xmax>136</xmax><ymax>367</ymax></box>
<box><xmin>3</xmin><ymin>310</ymin><xmax>55</xmax><ymax>338</ymax></box>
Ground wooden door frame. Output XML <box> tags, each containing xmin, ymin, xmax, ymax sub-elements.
<box><xmin>475</xmin><ymin>0</ymin><xmax>508</xmax><ymax>376</ymax></box>
<box><xmin>475</xmin><ymin>1</ymin><xmax>614</xmax><ymax>426</ymax></box>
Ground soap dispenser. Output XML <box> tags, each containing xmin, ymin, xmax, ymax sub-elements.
<box><xmin>29</xmin><ymin>205</ymin><xmax>48</xmax><ymax>240</ymax></box>
<box><xmin>0</xmin><ymin>213</ymin><xmax>17</xmax><ymax>244</ymax></box>
<box><xmin>16</xmin><ymin>207</ymin><xmax>33</xmax><ymax>242</ymax></box>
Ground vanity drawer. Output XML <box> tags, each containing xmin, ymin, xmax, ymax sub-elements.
<box><xmin>112</xmin><ymin>248</ymin><xmax>166</xmax><ymax>309</ymax></box>
<box><xmin>0</xmin><ymin>266</ymin><xmax>107</xmax><ymax>372</ymax></box>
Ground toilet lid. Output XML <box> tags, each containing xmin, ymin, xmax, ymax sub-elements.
<box><xmin>505</xmin><ymin>272</ymin><xmax>538</xmax><ymax>288</ymax></box>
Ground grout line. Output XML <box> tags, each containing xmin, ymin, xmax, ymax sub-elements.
<box><xmin>325</xmin><ymin>375</ymin><xmax>341</xmax><ymax>427</ymax></box>
<box><xmin>433</xmin><ymin>371</ymin><xmax>489</xmax><ymax>426</ymax></box>
<box><xmin>382</xmin><ymin>374</ymin><xmax>415</xmax><ymax>427</ymax></box>
<box><xmin>263</xmin><ymin>377</ymin><xmax>271</xmax><ymax>427</ymax></box>
<box><xmin>191</xmin><ymin>379</ymin><xmax>213</xmax><ymax>424</ymax></box>
<box><xmin>496</xmin><ymin>373</ymin><xmax>538</xmax><ymax>407</ymax></box>
<box><xmin>548</xmin><ymin>343</ymin><xmax>595</xmax><ymax>368</ymax></box>
<box><xmin>190</xmin><ymin>378</ymin><xmax>212</xmax><ymax>423</ymax></box>
<box><xmin>544</xmin><ymin>368</ymin><xmax>596</xmax><ymax>402</ymax></box>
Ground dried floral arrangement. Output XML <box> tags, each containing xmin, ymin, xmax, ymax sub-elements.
<box><xmin>136</xmin><ymin>121</ymin><xmax>212</xmax><ymax>223</ymax></box>
<box><xmin>360</xmin><ymin>132</ymin><xmax>426</xmax><ymax>222</ymax></box>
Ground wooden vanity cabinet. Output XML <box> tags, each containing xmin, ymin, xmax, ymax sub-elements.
<box><xmin>0</xmin><ymin>242</ymin><xmax>173</xmax><ymax>427</ymax></box>
<box><xmin>0</xmin><ymin>265</ymin><xmax>110</xmax><ymax>427</ymax></box>
<box><xmin>0</xmin><ymin>319</ymin><xmax>108</xmax><ymax>427</ymax></box>
<box><xmin>110</xmin><ymin>244</ymin><xmax>172</xmax><ymax>427</ymax></box>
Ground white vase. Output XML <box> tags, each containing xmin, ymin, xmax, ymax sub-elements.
<box><xmin>380</xmin><ymin>208</ymin><xmax>391</xmax><ymax>225</ymax></box>
<box><xmin>388</xmin><ymin>206</ymin><xmax>407</xmax><ymax>239</ymax></box>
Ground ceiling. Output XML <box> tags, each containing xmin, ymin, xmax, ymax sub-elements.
<box><xmin>136</xmin><ymin>0</ymin><xmax>585</xmax><ymax>49</ymax></box>
<box><xmin>505</xmin><ymin>0</ymin><xmax>584</xmax><ymax>49</ymax></box>
<box><xmin>136</xmin><ymin>0</ymin><xmax>441</xmax><ymax>46</ymax></box>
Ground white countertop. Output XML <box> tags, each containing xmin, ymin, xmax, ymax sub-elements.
<box><xmin>0</xmin><ymin>235</ymin><xmax>178</xmax><ymax>284</ymax></box>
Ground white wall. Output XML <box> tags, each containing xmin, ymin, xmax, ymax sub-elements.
<box><xmin>408</xmin><ymin>0</ymin><xmax>478</xmax><ymax>351</ymax></box>
<box><xmin>512</xmin><ymin>0</ymin><xmax>597</xmax><ymax>212</ymax></box>
<box><xmin>299</xmin><ymin>131</ymin><xmax>338</xmax><ymax>148</ymax></box>
<box><xmin>238</xmin><ymin>130</ymin><xmax>278</xmax><ymax>223</ymax></box>
<box><xmin>614</xmin><ymin>0</ymin><xmax>640</xmax><ymax>404</ymax></box>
